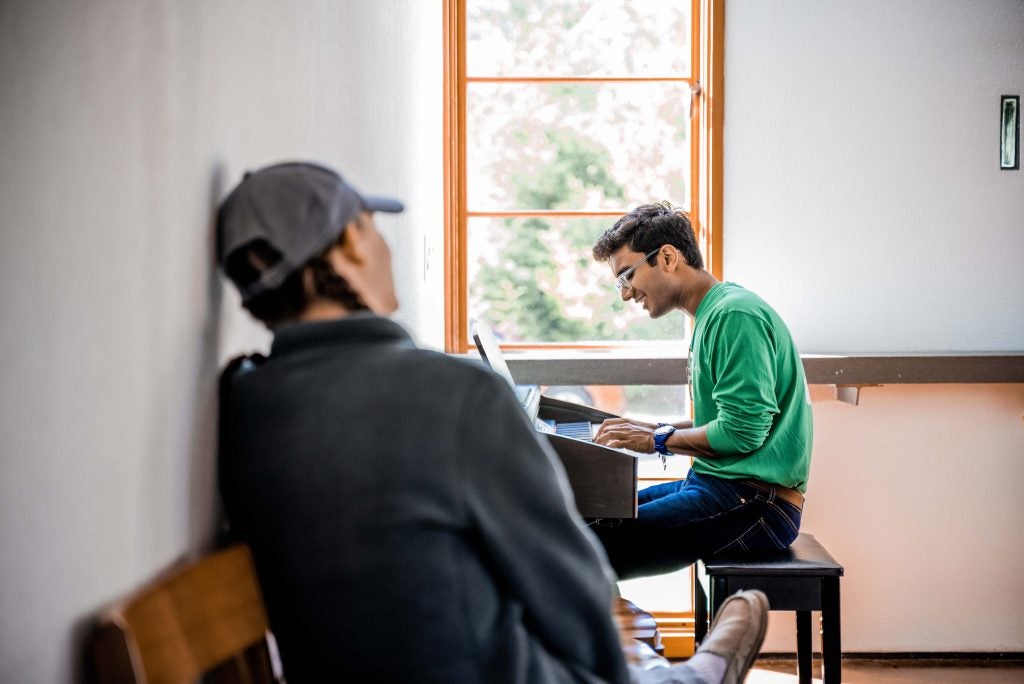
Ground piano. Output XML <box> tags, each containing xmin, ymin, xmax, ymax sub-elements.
<box><xmin>537</xmin><ymin>394</ymin><xmax>638</xmax><ymax>520</ymax></box>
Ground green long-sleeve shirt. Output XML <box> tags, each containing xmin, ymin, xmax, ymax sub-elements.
<box><xmin>689</xmin><ymin>283</ymin><xmax>813</xmax><ymax>492</ymax></box>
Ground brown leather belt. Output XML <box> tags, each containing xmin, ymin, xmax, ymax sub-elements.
<box><xmin>742</xmin><ymin>479</ymin><xmax>804</xmax><ymax>510</ymax></box>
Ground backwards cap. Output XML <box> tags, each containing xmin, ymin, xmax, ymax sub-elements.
<box><xmin>216</xmin><ymin>161</ymin><xmax>403</xmax><ymax>304</ymax></box>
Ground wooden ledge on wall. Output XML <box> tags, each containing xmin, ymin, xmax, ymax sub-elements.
<box><xmin>800</xmin><ymin>354</ymin><xmax>1024</xmax><ymax>385</ymax></box>
<box><xmin>500</xmin><ymin>352</ymin><xmax>1024</xmax><ymax>388</ymax></box>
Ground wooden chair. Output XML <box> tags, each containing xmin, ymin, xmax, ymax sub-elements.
<box><xmin>90</xmin><ymin>544</ymin><xmax>278</xmax><ymax>684</ymax></box>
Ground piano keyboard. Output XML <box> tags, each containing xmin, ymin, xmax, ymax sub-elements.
<box><xmin>554</xmin><ymin>421</ymin><xmax>594</xmax><ymax>442</ymax></box>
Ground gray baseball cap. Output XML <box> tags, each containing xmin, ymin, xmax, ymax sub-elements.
<box><xmin>217</xmin><ymin>161</ymin><xmax>403</xmax><ymax>304</ymax></box>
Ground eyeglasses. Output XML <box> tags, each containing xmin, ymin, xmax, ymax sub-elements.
<box><xmin>614</xmin><ymin>249</ymin><xmax>661</xmax><ymax>292</ymax></box>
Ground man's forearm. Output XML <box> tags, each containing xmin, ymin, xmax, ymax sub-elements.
<box><xmin>664</xmin><ymin>424</ymin><xmax>722</xmax><ymax>460</ymax></box>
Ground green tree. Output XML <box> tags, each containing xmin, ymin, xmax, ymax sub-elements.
<box><xmin>473</xmin><ymin>126</ymin><xmax>683</xmax><ymax>343</ymax></box>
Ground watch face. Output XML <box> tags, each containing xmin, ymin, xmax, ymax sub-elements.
<box><xmin>655</xmin><ymin>425</ymin><xmax>674</xmax><ymax>436</ymax></box>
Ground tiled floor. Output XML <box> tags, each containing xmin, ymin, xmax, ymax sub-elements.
<box><xmin>746</xmin><ymin>658</ymin><xmax>1024</xmax><ymax>683</ymax></box>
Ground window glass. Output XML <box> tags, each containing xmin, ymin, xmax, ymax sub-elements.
<box><xmin>468</xmin><ymin>216</ymin><xmax>689</xmax><ymax>343</ymax></box>
<box><xmin>619</xmin><ymin>568</ymin><xmax>692</xmax><ymax>612</ymax></box>
<box><xmin>466</xmin><ymin>0</ymin><xmax>691</xmax><ymax>77</ymax></box>
<box><xmin>462</xmin><ymin>0</ymin><xmax>695</xmax><ymax>348</ymax></box>
<box><xmin>467</xmin><ymin>82</ymin><xmax>691</xmax><ymax>211</ymax></box>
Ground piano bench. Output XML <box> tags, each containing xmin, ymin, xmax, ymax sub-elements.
<box><xmin>694</xmin><ymin>533</ymin><xmax>844</xmax><ymax>684</ymax></box>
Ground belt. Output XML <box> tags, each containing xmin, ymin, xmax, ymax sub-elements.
<box><xmin>742</xmin><ymin>479</ymin><xmax>804</xmax><ymax>510</ymax></box>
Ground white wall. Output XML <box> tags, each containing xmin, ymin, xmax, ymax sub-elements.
<box><xmin>795</xmin><ymin>384</ymin><xmax>1024</xmax><ymax>652</ymax></box>
<box><xmin>0</xmin><ymin>2</ymin><xmax>440</xmax><ymax>681</ymax></box>
<box><xmin>725</xmin><ymin>0</ymin><xmax>1024</xmax><ymax>354</ymax></box>
<box><xmin>724</xmin><ymin>0</ymin><xmax>1024</xmax><ymax>653</ymax></box>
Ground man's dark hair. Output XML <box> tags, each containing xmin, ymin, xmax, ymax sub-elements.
<box><xmin>224</xmin><ymin>234</ymin><xmax>366</xmax><ymax>328</ymax></box>
<box><xmin>592</xmin><ymin>202</ymin><xmax>704</xmax><ymax>270</ymax></box>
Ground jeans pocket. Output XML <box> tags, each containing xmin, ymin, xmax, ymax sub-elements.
<box><xmin>767</xmin><ymin>499</ymin><xmax>802</xmax><ymax>545</ymax></box>
<box><xmin>712</xmin><ymin>517</ymin><xmax>786</xmax><ymax>555</ymax></box>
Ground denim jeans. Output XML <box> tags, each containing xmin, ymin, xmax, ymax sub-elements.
<box><xmin>591</xmin><ymin>469</ymin><xmax>802</xmax><ymax>580</ymax></box>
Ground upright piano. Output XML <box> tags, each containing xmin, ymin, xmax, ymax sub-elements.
<box><xmin>537</xmin><ymin>395</ymin><xmax>638</xmax><ymax>520</ymax></box>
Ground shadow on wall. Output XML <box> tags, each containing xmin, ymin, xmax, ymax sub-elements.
<box><xmin>73</xmin><ymin>162</ymin><xmax>230</xmax><ymax>684</ymax></box>
<box><xmin>188</xmin><ymin>161</ymin><xmax>229</xmax><ymax>549</ymax></box>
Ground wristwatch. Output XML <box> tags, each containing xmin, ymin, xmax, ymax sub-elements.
<box><xmin>653</xmin><ymin>423</ymin><xmax>676</xmax><ymax>458</ymax></box>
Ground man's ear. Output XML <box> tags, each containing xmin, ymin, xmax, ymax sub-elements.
<box><xmin>662</xmin><ymin>246</ymin><xmax>683</xmax><ymax>271</ymax></box>
<box><xmin>324</xmin><ymin>220</ymin><xmax>364</xmax><ymax>277</ymax></box>
<box><xmin>337</xmin><ymin>220</ymin><xmax>365</xmax><ymax>263</ymax></box>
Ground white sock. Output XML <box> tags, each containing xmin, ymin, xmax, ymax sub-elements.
<box><xmin>679</xmin><ymin>652</ymin><xmax>727</xmax><ymax>684</ymax></box>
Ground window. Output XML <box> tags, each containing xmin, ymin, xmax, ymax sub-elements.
<box><xmin>444</xmin><ymin>0</ymin><xmax>723</xmax><ymax>353</ymax></box>
<box><xmin>443</xmin><ymin>0</ymin><xmax>725</xmax><ymax>656</ymax></box>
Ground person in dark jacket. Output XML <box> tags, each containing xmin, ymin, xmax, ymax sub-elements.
<box><xmin>216</xmin><ymin>161</ymin><xmax>768</xmax><ymax>684</ymax></box>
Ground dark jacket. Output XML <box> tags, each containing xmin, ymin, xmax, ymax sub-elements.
<box><xmin>219</xmin><ymin>314</ymin><xmax>629</xmax><ymax>683</ymax></box>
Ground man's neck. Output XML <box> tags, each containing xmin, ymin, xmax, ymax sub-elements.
<box><xmin>681</xmin><ymin>270</ymin><xmax>720</xmax><ymax>317</ymax></box>
<box><xmin>298</xmin><ymin>299</ymin><xmax>354</xmax><ymax>322</ymax></box>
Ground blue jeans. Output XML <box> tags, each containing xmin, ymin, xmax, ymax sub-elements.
<box><xmin>591</xmin><ymin>469</ymin><xmax>802</xmax><ymax>580</ymax></box>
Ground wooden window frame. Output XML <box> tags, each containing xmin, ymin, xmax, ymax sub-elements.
<box><xmin>443</xmin><ymin>0</ymin><xmax>725</xmax><ymax>353</ymax></box>
<box><xmin>442</xmin><ymin>0</ymin><xmax>725</xmax><ymax>657</ymax></box>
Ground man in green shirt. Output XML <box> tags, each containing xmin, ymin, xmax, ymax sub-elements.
<box><xmin>590</xmin><ymin>202</ymin><xmax>813</xmax><ymax>579</ymax></box>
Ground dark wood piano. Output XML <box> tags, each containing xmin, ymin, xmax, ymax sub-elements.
<box><xmin>537</xmin><ymin>395</ymin><xmax>638</xmax><ymax>520</ymax></box>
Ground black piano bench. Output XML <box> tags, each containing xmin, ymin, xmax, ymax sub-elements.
<box><xmin>694</xmin><ymin>533</ymin><xmax>844</xmax><ymax>684</ymax></box>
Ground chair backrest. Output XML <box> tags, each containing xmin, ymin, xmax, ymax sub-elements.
<box><xmin>91</xmin><ymin>544</ymin><xmax>277</xmax><ymax>684</ymax></box>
